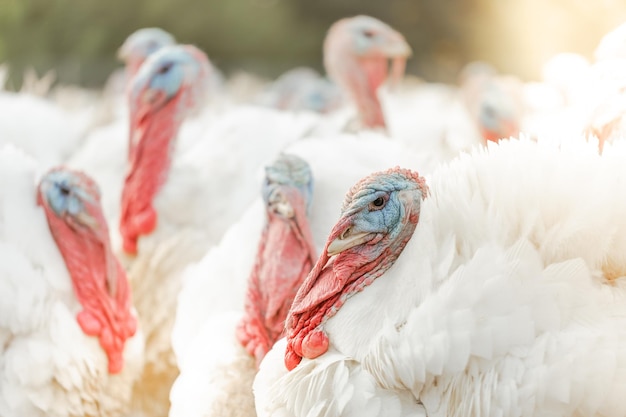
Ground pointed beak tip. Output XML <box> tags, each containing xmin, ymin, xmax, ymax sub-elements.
<box><xmin>326</xmin><ymin>231</ymin><xmax>374</xmax><ymax>256</ymax></box>
<box><xmin>326</xmin><ymin>240</ymin><xmax>342</xmax><ymax>257</ymax></box>
<box><xmin>117</xmin><ymin>46</ymin><xmax>126</xmax><ymax>59</ymax></box>
<box><xmin>76</xmin><ymin>211</ymin><xmax>100</xmax><ymax>230</ymax></box>
<box><xmin>392</xmin><ymin>43</ymin><xmax>413</xmax><ymax>58</ymax></box>
<box><xmin>276</xmin><ymin>204</ymin><xmax>294</xmax><ymax>218</ymax></box>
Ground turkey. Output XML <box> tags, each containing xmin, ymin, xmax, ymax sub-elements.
<box><xmin>257</xmin><ymin>136</ymin><xmax>626</xmax><ymax>417</ymax></box>
<box><xmin>317</xmin><ymin>16</ymin><xmax>520</xmax><ymax>163</ymax></box>
<box><xmin>457</xmin><ymin>61</ymin><xmax>524</xmax><ymax>143</ymax></box>
<box><xmin>116</xmin><ymin>44</ymin><xmax>318</xmax><ymax>417</ymax></box>
<box><xmin>0</xmin><ymin>145</ymin><xmax>143</xmax><ymax>417</ymax></box>
<box><xmin>320</xmin><ymin>15</ymin><xmax>411</xmax><ymax>132</ymax></box>
<box><xmin>169</xmin><ymin>153</ymin><xmax>317</xmax><ymax>417</ymax></box>
<box><xmin>67</xmin><ymin>27</ymin><xmax>179</xmax><ymax>220</ymax></box>
<box><xmin>254</xmin><ymin>67</ymin><xmax>344</xmax><ymax>114</ymax></box>
<box><xmin>103</xmin><ymin>27</ymin><xmax>176</xmax><ymax>110</ymax></box>
<box><xmin>118</xmin><ymin>27</ymin><xmax>177</xmax><ymax>81</ymax></box>
<box><xmin>172</xmin><ymin>127</ymin><xmax>437</xmax><ymax>417</ymax></box>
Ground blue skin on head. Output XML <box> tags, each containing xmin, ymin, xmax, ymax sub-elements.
<box><xmin>122</xmin><ymin>28</ymin><xmax>175</xmax><ymax>60</ymax></box>
<box><xmin>41</xmin><ymin>171</ymin><xmax>96</xmax><ymax>219</ymax></box>
<box><xmin>128</xmin><ymin>28</ymin><xmax>176</xmax><ymax>56</ymax></box>
<box><xmin>342</xmin><ymin>174</ymin><xmax>421</xmax><ymax>242</ymax></box>
<box><xmin>130</xmin><ymin>46</ymin><xmax>202</xmax><ymax>104</ymax></box>
<box><xmin>478</xmin><ymin>86</ymin><xmax>517</xmax><ymax>134</ymax></box>
<box><xmin>349</xmin><ymin>17</ymin><xmax>395</xmax><ymax>56</ymax></box>
<box><xmin>262</xmin><ymin>154</ymin><xmax>314</xmax><ymax>215</ymax></box>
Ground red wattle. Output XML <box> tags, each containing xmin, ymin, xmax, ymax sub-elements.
<box><xmin>284</xmin><ymin>168</ymin><xmax>426</xmax><ymax>371</ymax></box>
<box><xmin>301</xmin><ymin>330</ymin><xmax>329</xmax><ymax>359</ymax></box>
<box><xmin>77</xmin><ymin>310</ymin><xmax>103</xmax><ymax>335</ymax></box>
<box><xmin>120</xmin><ymin>92</ymin><xmax>182</xmax><ymax>254</ymax></box>
<box><xmin>39</xmin><ymin>170</ymin><xmax>137</xmax><ymax>374</ymax></box>
<box><xmin>237</xmin><ymin>187</ymin><xmax>317</xmax><ymax>366</ymax></box>
<box><xmin>285</xmin><ymin>349</ymin><xmax>302</xmax><ymax>371</ymax></box>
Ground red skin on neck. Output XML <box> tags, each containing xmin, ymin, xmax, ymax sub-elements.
<box><xmin>119</xmin><ymin>92</ymin><xmax>183</xmax><ymax>254</ymax></box>
<box><xmin>237</xmin><ymin>187</ymin><xmax>317</xmax><ymax>367</ymax></box>
<box><xmin>284</xmin><ymin>204</ymin><xmax>421</xmax><ymax>371</ymax></box>
<box><xmin>38</xmin><ymin>176</ymin><xmax>137</xmax><ymax>374</ymax></box>
<box><xmin>340</xmin><ymin>56</ymin><xmax>389</xmax><ymax>129</ymax></box>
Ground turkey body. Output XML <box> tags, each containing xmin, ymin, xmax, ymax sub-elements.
<box><xmin>257</xmin><ymin>136</ymin><xmax>626</xmax><ymax>417</ymax></box>
<box><xmin>0</xmin><ymin>145</ymin><xmax>144</xmax><ymax>417</ymax></box>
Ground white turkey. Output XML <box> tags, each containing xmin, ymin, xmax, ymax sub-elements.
<box><xmin>254</xmin><ymin>67</ymin><xmax>344</xmax><ymax>114</ymax></box>
<box><xmin>256</xmin><ymin>136</ymin><xmax>626</xmax><ymax>417</ymax></box>
<box><xmin>112</xmin><ymin>43</ymin><xmax>319</xmax><ymax>417</ymax></box>
<box><xmin>170</xmin><ymin>122</ymin><xmax>444</xmax><ymax>417</ymax></box>
<box><xmin>0</xmin><ymin>145</ymin><xmax>143</xmax><ymax>417</ymax></box>
<box><xmin>68</xmin><ymin>27</ymin><xmax>179</xmax><ymax>220</ymax></box>
<box><xmin>316</xmin><ymin>16</ymin><xmax>521</xmax><ymax>163</ymax></box>
<box><xmin>118</xmin><ymin>27</ymin><xmax>177</xmax><ymax>81</ymax></box>
<box><xmin>169</xmin><ymin>153</ymin><xmax>317</xmax><ymax>417</ymax></box>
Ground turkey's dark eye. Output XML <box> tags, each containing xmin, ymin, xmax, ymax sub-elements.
<box><xmin>158</xmin><ymin>62</ymin><xmax>173</xmax><ymax>74</ymax></box>
<box><xmin>370</xmin><ymin>195</ymin><xmax>387</xmax><ymax>210</ymax></box>
<box><xmin>363</xmin><ymin>30</ymin><xmax>375</xmax><ymax>38</ymax></box>
<box><xmin>482</xmin><ymin>105</ymin><xmax>496</xmax><ymax>118</ymax></box>
<box><xmin>59</xmin><ymin>185</ymin><xmax>71</xmax><ymax>196</ymax></box>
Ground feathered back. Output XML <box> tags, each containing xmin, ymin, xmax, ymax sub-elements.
<box><xmin>426</xmin><ymin>136</ymin><xmax>626</xmax><ymax>277</ymax></box>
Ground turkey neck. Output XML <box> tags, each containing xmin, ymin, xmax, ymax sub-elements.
<box><xmin>284</xmin><ymin>203</ymin><xmax>421</xmax><ymax>371</ymax></box>
<box><xmin>237</xmin><ymin>186</ymin><xmax>317</xmax><ymax>367</ymax></box>
<box><xmin>39</xmin><ymin>191</ymin><xmax>137</xmax><ymax>374</ymax></box>
<box><xmin>342</xmin><ymin>56</ymin><xmax>388</xmax><ymax>129</ymax></box>
<box><xmin>119</xmin><ymin>95</ymin><xmax>184</xmax><ymax>254</ymax></box>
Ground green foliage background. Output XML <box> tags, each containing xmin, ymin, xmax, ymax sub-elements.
<box><xmin>1</xmin><ymin>0</ymin><xmax>626</xmax><ymax>88</ymax></box>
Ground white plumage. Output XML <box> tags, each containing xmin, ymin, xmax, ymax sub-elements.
<box><xmin>0</xmin><ymin>91</ymin><xmax>94</xmax><ymax>170</ymax></box>
<box><xmin>0</xmin><ymin>145</ymin><xmax>144</xmax><ymax>417</ymax></box>
<box><xmin>124</xmin><ymin>103</ymin><xmax>320</xmax><ymax>417</ymax></box>
<box><xmin>257</xmin><ymin>136</ymin><xmax>626</xmax><ymax>417</ymax></box>
<box><xmin>170</xmin><ymin>132</ymin><xmax>430</xmax><ymax>417</ymax></box>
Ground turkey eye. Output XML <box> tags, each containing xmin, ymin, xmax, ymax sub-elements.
<box><xmin>370</xmin><ymin>196</ymin><xmax>386</xmax><ymax>210</ymax></box>
<box><xmin>363</xmin><ymin>30</ymin><xmax>375</xmax><ymax>38</ymax></box>
<box><xmin>157</xmin><ymin>62</ymin><xmax>173</xmax><ymax>74</ymax></box>
<box><xmin>482</xmin><ymin>104</ymin><xmax>496</xmax><ymax>118</ymax></box>
<box><xmin>59</xmin><ymin>185</ymin><xmax>71</xmax><ymax>196</ymax></box>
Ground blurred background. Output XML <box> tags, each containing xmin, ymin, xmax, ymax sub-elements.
<box><xmin>1</xmin><ymin>0</ymin><xmax>626</xmax><ymax>89</ymax></box>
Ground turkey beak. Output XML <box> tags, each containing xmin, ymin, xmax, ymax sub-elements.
<box><xmin>268</xmin><ymin>186</ymin><xmax>296</xmax><ymax>219</ymax></box>
<box><xmin>327</xmin><ymin>231</ymin><xmax>373</xmax><ymax>256</ymax></box>
<box><xmin>271</xmin><ymin>199</ymin><xmax>294</xmax><ymax>218</ymax></box>
<box><xmin>74</xmin><ymin>210</ymin><xmax>100</xmax><ymax>230</ymax></box>
<box><xmin>382</xmin><ymin>30</ymin><xmax>412</xmax><ymax>58</ymax></box>
<box><xmin>117</xmin><ymin>42</ymin><xmax>132</xmax><ymax>62</ymax></box>
<box><xmin>326</xmin><ymin>216</ymin><xmax>376</xmax><ymax>256</ymax></box>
